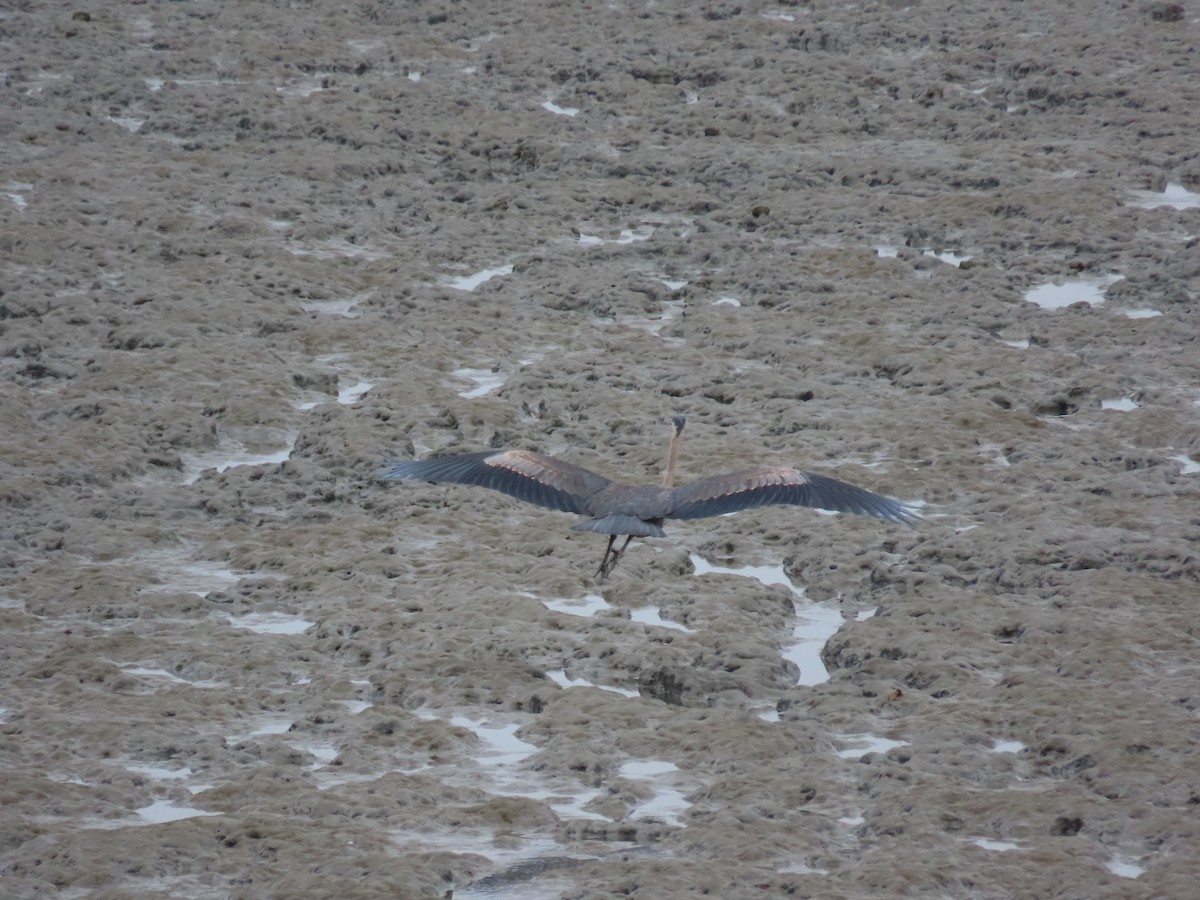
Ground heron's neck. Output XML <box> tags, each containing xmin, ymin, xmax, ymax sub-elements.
<box><xmin>661</xmin><ymin>432</ymin><xmax>681</xmax><ymax>487</ymax></box>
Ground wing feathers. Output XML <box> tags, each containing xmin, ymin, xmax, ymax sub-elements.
<box><xmin>383</xmin><ymin>454</ymin><xmax>916</xmax><ymax>526</ymax></box>
<box><xmin>668</xmin><ymin>467</ymin><xmax>916</xmax><ymax>525</ymax></box>
<box><xmin>380</xmin><ymin>449</ymin><xmax>611</xmax><ymax>515</ymax></box>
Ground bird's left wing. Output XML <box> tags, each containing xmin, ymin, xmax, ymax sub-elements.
<box><xmin>667</xmin><ymin>467</ymin><xmax>917</xmax><ymax>525</ymax></box>
<box><xmin>380</xmin><ymin>449</ymin><xmax>611</xmax><ymax>516</ymax></box>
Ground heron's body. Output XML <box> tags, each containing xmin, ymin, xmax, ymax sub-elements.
<box><xmin>381</xmin><ymin>416</ymin><xmax>917</xmax><ymax>578</ymax></box>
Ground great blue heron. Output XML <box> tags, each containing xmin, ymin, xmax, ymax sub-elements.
<box><xmin>382</xmin><ymin>416</ymin><xmax>917</xmax><ymax>579</ymax></box>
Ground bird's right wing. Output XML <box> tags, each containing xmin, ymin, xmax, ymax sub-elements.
<box><xmin>380</xmin><ymin>450</ymin><xmax>612</xmax><ymax>515</ymax></box>
<box><xmin>668</xmin><ymin>467</ymin><xmax>917</xmax><ymax>525</ymax></box>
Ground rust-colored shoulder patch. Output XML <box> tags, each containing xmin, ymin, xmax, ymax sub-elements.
<box><xmin>484</xmin><ymin>449</ymin><xmax>561</xmax><ymax>482</ymax></box>
<box><xmin>482</xmin><ymin>449</ymin><xmax>613</xmax><ymax>501</ymax></box>
<box><xmin>743</xmin><ymin>466</ymin><xmax>809</xmax><ymax>491</ymax></box>
<box><xmin>681</xmin><ymin>466</ymin><xmax>808</xmax><ymax>500</ymax></box>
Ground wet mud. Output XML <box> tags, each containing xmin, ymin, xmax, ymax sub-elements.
<box><xmin>2</xmin><ymin>1</ymin><xmax>1198</xmax><ymax>897</ymax></box>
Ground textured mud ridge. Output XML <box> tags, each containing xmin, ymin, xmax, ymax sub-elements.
<box><xmin>2</xmin><ymin>1</ymin><xmax>1198</xmax><ymax>898</ymax></box>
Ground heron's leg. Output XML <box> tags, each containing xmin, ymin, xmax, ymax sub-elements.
<box><xmin>594</xmin><ymin>534</ymin><xmax>619</xmax><ymax>581</ymax></box>
<box><xmin>596</xmin><ymin>534</ymin><xmax>634</xmax><ymax>581</ymax></box>
<box><xmin>610</xmin><ymin>534</ymin><xmax>634</xmax><ymax>571</ymax></box>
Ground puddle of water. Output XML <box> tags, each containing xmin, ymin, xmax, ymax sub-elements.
<box><xmin>290</xmin><ymin>739</ymin><xmax>340</xmax><ymax>767</ymax></box>
<box><xmin>141</xmin><ymin>560</ymin><xmax>243</xmax><ymax>598</ymax></box>
<box><xmin>453</xmin><ymin>367</ymin><xmax>507</xmax><ymax>399</ymax></box>
<box><xmin>690</xmin><ymin>554</ymin><xmax>848</xmax><ymax>686</ymax></box>
<box><xmin>451</xmin><ymin>715</ymin><xmax>539</xmax><ymax>766</ymax></box>
<box><xmin>226</xmin><ymin>612</ymin><xmax>314</xmax><ymax>635</ymax></box>
<box><xmin>338</xmin><ymin>379</ymin><xmax>374</xmax><ymax>404</ymax></box>
<box><xmin>1128</xmin><ymin>182</ymin><xmax>1200</xmax><ymax>210</ymax></box>
<box><xmin>1100</xmin><ymin>397</ymin><xmax>1139</xmax><ymax>411</ymax></box>
<box><xmin>1105</xmin><ymin>855</ymin><xmax>1146</xmax><ymax>879</ymax></box>
<box><xmin>546</xmin><ymin>669</ymin><xmax>586</xmax><ymax>689</ymax></box>
<box><xmin>619</xmin><ymin>759</ymin><xmax>690</xmax><ymax>827</ymax></box>
<box><xmin>4</xmin><ymin>182</ymin><xmax>33</xmax><ymax>210</ymax></box>
<box><xmin>546</xmin><ymin>669</ymin><xmax>639</xmax><ymax>698</ymax></box>
<box><xmin>523</xmin><ymin>785</ymin><xmax>607</xmax><ymax>821</ymax></box>
<box><xmin>135</xmin><ymin>800</ymin><xmax>221</xmax><ymax>824</ymax></box>
<box><xmin>600</xmin><ymin>298</ymin><xmax>685</xmax><ymax>342</ymax></box>
<box><xmin>690</xmin><ymin>554</ymin><xmax>793</xmax><ymax>588</ymax></box>
<box><xmin>346</xmin><ymin>38</ymin><xmax>384</xmax><ymax>54</ymax></box>
<box><xmin>142</xmin><ymin>77</ymin><xmax>243</xmax><ymax>92</ymax></box>
<box><xmin>629</xmin><ymin>606</ymin><xmax>695</xmax><ymax>633</ymax></box>
<box><xmin>977</xmin><ymin>442</ymin><xmax>1011</xmax><ymax>467</ymax></box>
<box><xmin>834</xmin><ymin>733</ymin><xmax>907</xmax><ymax>759</ymax></box>
<box><xmin>276</xmin><ymin>77</ymin><xmax>333</xmax><ymax>98</ymax></box>
<box><xmin>1170</xmin><ymin>454</ymin><xmax>1200</xmax><ymax>475</ymax></box>
<box><xmin>47</xmin><ymin>772</ymin><xmax>90</xmax><ymax>787</ymax></box>
<box><xmin>181</xmin><ymin>435</ymin><xmax>295</xmax><ymax>485</ymax></box>
<box><xmin>122</xmin><ymin>667</ymin><xmax>226</xmax><ymax>689</ymax></box>
<box><xmin>785</xmin><ymin>605</ymin><xmax>846</xmax><ymax>686</ymax></box>
<box><xmin>875</xmin><ymin>245</ymin><xmax>899</xmax><ymax>258</ymax></box>
<box><xmin>542</xmin><ymin>99</ymin><xmax>578</xmax><ymax>117</ymax></box>
<box><xmin>778</xmin><ymin>861</ymin><xmax>831</xmax><ymax>875</ymax></box>
<box><xmin>577</xmin><ymin>226</ymin><xmax>653</xmax><ymax>246</ymax></box>
<box><xmin>1116</xmin><ymin>307</ymin><xmax>1163</xmax><ymax>319</ymax></box>
<box><xmin>539</xmin><ymin>593</ymin><xmax>612</xmax><ymax>617</ymax></box>
<box><xmin>922</xmin><ymin>249</ymin><xmax>972</xmax><ymax>266</ymax></box>
<box><xmin>1000</xmin><ymin>338</ymin><xmax>1031</xmax><ymax>349</ymax></box>
<box><xmin>284</xmin><ymin>237</ymin><xmax>390</xmax><ymax>260</ymax></box>
<box><xmin>990</xmin><ymin>739</ymin><xmax>1025</xmax><ymax>754</ymax></box>
<box><xmin>223</xmin><ymin>717</ymin><xmax>344</xmax><ymax>783</ymax></box>
<box><xmin>107</xmin><ymin>115</ymin><xmax>144</xmax><ymax>133</ymax></box>
<box><xmin>407</xmin><ymin>71</ymin><xmax>422</xmax><ymax>82</ymax></box>
<box><xmin>300</xmin><ymin>297</ymin><xmax>365</xmax><ymax>318</ymax></box>
<box><xmin>970</xmin><ymin>837</ymin><xmax>1020</xmax><ymax>852</ymax></box>
<box><xmin>341</xmin><ymin>678</ymin><xmax>375</xmax><ymax>714</ymax></box>
<box><xmin>126</xmin><ymin>763</ymin><xmax>193</xmax><ymax>782</ymax></box>
<box><xmin>1024</xmin><ymin>274</ymin><xmax>1122</xmax><ymax>310</ymax></box>
<box><xmin>418</xmin><ymin>711</ymin><xmax>608</xmax><ymax>821</ymax></box>
<box><xmin>229</xmin><ymin>715</ymin><xmax>294</xmax><ymax>742</ymax></box>
<box><xmin>293</xmin><ymin>361</ymin><xmax>374</xmax><ymax>410</ymax></box>
<box><xmin>619</xmin><ymin>763</ymin><xmax>676</xmax><ymax>782</ymax></box>
<box><xmin>443</xmin><ymin>264</ymin><xmax>513</xmax><ymax>291</ymax></box>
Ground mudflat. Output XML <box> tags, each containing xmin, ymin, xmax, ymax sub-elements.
<box><xmin>2</xmin><ymin>1</ymin><xmax>1197</xmax><ymax>897</ymax></box>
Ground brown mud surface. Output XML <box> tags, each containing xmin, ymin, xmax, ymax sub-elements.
<box><xmin>2</xmin><ymin>1</ymin><xmax>1198</xmax><ymax>898</ymax></box>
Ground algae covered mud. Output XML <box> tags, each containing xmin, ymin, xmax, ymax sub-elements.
<box><xmin>2</xmin><ymin>1</ymin><xmax>1197</xmax><ymax>897</ymax></box>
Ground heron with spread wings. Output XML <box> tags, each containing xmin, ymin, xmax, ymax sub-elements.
<box><xmin>381</xmin><ymin>416</ymin><xmax>918</xmax><ymax>580</ymax></box>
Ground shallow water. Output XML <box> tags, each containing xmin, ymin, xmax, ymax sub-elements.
<box><xmin>226</xmin><ymin>611</ymin><xmax>315</xmax><ymax>635</ymax></box>
<box><xmin>444</xmin><ymin>264</ymin><xmax>514</xmax><ymax>292</ymax></box>
<box><xmin>1128</xmin><ymin>182</ymin><xmax>1200</xmax><ymax>210</ymax></box>
<box><xmin>181</xmin><ymin>437</ymin><xmax>295</xmax><ymax>485</ymax></box>
<box><xmin>690</xmin><ymin>554</ymin><xmax>858</xmax><ymax>685</ymax></box>
<box><xmin>1023</xmin><ymin>274</ymin><xmax>1122</xmax><ymax>310</ymax></box>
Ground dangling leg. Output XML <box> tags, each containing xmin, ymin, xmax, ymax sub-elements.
<box><xmin>594</xmin><ymin>534</ymin><xmax>618</xmax><ymax>581</ymax></box>
<box><xmin>595</xmin><ymin>534</ymin><xmax>634</xmax><ymax>581</ymax></box>
<box><xmin>609</xmin><ymin>534</ymin><xmax>634</xmax><ymax>573</ymax></box>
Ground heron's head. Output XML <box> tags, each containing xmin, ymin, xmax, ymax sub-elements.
<box><xmin>671</xmin><ymin>415</ymin><xmax>687</xmax><ymax>436</ymax></box>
